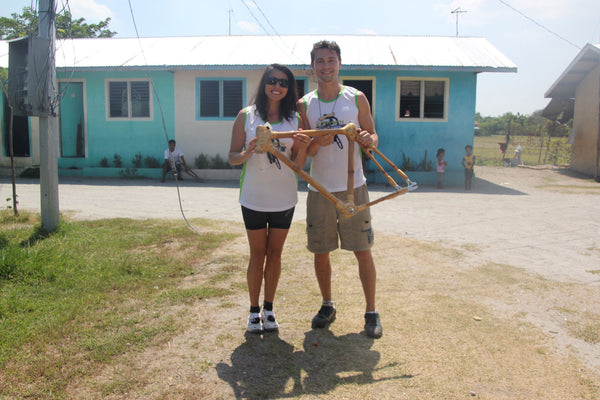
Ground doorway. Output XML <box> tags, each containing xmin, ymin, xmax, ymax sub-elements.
<box><xmin>2</xmin><ymin>93</ymin><xmax>31</xmax><ymax>157</ymax></box>
<box><xmin>59</xmin><ymin>82</ymin><xmax>85</xmax><ymax>157</ymax></box>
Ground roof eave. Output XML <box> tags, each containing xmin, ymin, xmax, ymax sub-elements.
<box><xmin>544</xmin><ymin>43</ymin><xmax>600</xmax><ymax>98</ymax></box>
<box><xmin>57</xmin><ymin>65</ymin><xmax>518</xmax><ymax>73</ymax></box>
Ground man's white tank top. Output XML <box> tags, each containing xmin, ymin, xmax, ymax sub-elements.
<box><xmin>302</xmin><ymin>86</ymin><xmax>366</xmax><ymax>192</ymax></box>
<box><xmin>239</xmin><ymin>105</ymin><xmax>299</xmax><ymax>212</ymax></box>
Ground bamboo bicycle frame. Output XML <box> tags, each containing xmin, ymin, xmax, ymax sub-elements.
<box><xmin>255</xmin><ymin>123</ymin><xmax>418</xmax><ymax>218</ymax></box>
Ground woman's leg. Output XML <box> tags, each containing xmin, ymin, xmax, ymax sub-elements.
<box><xmin>263</xmin><ymin>228</ymin><xmax>290</xmax><ymax>303</ymax></box>
<box><xmin>245</xmin><ymin>228</ymin><xmax>268</xmax><ymax>307</ymax></box>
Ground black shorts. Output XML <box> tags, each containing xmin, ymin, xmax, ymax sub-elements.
<box><xmin>241</xmin><ymin>206</ymin><xmax>295</xmax><ymax>230</ymax></box>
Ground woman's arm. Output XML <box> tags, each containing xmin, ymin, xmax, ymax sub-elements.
<box><xmin>228</xmin><ymin>110</ymin><xmax>255</xmax><ymax>166</ymax></box>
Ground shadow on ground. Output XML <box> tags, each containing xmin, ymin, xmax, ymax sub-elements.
<box><xmin>216</xmin><ymin>330</ymin><xmax>412</xmax><ymax>399</ymax></box>
<box><xmin>2</xmin><ymin>174</ymin><xmax>527</xmax><ymax>195</ymax></box>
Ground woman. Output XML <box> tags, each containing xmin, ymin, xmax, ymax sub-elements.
<box><xmin>228</xmin><ymin>64</ymin><xmax>310</xmax><ymax>333</ymax></box>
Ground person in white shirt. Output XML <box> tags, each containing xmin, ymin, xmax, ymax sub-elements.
<box><xmin>228</xmin><ymin>63</ymin><xmax>310</xmax><ymax>333</ymax></box>
<box><xmin>298</xmin><ymin>40</ymin><xmax>383</xmax><ymax>339</ymax></box>
<box><xmin>161</xmin><ymin>140</ymin><xmax>190</xmax><ymax>182</ymax></box>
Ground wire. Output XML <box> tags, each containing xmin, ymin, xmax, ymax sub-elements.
<box><xmin>250</xmin><ymin>0</ymin><xmax>279</xmax><ymax>37</ymax></box>
<box><xmin>496</xmin><ymin>0</ymin><xmax>581</xmax><ymax>50</ymax></box>
<box><xmin>126</xmin><ymin>0</ymin><xmax>203</xmax><ymax>236</ymax></box>
<box><xmin>239</xmin><ymin>0</ymin><xmax>307</xmax><ymax>67</ymax></box>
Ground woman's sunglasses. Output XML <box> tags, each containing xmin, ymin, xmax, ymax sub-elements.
<box><xmin>265</xmin><ymin>77</ymin><xmax>289</xmax><ymax>88</ymax></box>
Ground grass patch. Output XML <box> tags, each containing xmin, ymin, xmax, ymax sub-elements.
<box><xmin>567</xmin><ymin>312</ymin><xmax>600</xmax><ymax>344</ymax></box>
<box><xmin>2</xmin><ymin>218</ymin><xmax>599</xmax><ymax>399</ymax></box>
<box><xmin>0</xmin><ymin>216</ymin><xmax>241</xmax><ymax>398</ymax></box>
<box><xmin>474</xmin><ymin>134</ymin><xmax>570</xmax><ymax>166</ymax></box>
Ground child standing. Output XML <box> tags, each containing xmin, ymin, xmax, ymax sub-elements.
<box><xmin>436</xmin><ymin>148</ymin><xmax>447</xmax><ymax>189</ymax></box>
<box><xmin>461</xmin><ymin>145</ymin><xmax>476</xmax><ymax>190</ymax></box>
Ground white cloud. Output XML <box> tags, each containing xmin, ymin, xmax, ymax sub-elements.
<box><xmin>236</xmin><ymin>20</ymin><xmax>260</xmax><ymax>34</ymax></box>
<box><xmin>356</xmin><ymin>27</ymin><xmax>377</xmax><ymax>35</ymax></box>
<box><xmin>65</xmin><ymin>0</ymin><xmax>113</xmax><ymax>22</ymax></box>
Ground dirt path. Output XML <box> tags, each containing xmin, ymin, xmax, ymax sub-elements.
<box><xmin>2</xmin><ymin>165</ymin><xmax>599</xmax><ymax>284</ymax></box>
<box><xmin>3</xmin><ymin>165</ymin><xmax>600</xmax><ymax>399</ymax></box>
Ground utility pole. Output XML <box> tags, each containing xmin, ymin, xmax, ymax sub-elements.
<box><xmin>37</xmin><ymin>0</ymin><xmax>60</xmax><ymax>231</ymax></box>
<box><xmin>228</xmin><ymin>9</ymin><xmax>233</xmax><ymax>35</ymax></box>
<box><xmin>451</xmin><ymin>7</ymin><xmax>468</xmax><ymax>37</ymax></box>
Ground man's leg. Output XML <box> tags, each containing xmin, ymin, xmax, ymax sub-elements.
<box><xmin>314</xmin><ymin>252</ymin><xmax>332</xmax><ymax>301</ymax></box>
<box><xmin>356</xmin><ymin>249</ymin><xmax>382</xmax><ymax>338</ymax></box>
<box><xmin>312</xmin><ymin>251</ymin><xmax>337</xmax><ymax>329</ymax></box>
<box><xmin>354</xmin><ymin>249</ymin><xmax>376</xmax><ymax>312</ymax></box>
<box><xmin>161</xmin><ymin>161</ymin><xmax>169</xmax><ymax>182</ymax></box>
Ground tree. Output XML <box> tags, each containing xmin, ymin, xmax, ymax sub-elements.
<box><xmin>0</xmin><ymin>7</ymin><xmax>116</xmax><ymax>40</ymax></box>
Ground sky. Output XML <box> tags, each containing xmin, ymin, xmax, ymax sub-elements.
<box><xmin>2</xmin><ymin>0</ymin><xmax>599</xmax><ymax>117</ymax></box>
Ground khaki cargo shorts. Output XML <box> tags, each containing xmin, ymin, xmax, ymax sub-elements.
<box><xmin>306</xmin><ymin>184</ymin><xmax>374</xmax><ymax>253</ymax></box>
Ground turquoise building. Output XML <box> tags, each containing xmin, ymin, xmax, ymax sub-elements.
<box><xmin>0</xmin><ymin>35</ymin><xmax>516</xmax><ymax>185</ymax></box>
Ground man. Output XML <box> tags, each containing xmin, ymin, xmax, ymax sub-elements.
<box><xmin>298</xmin><ymin>40</ymin><xmax>382</xmax><ymax>338</ymax></box>
<box><xmin>161</xmin><ymin>139</ymin><xmax>190</xmax><ymax>182</ymax></box>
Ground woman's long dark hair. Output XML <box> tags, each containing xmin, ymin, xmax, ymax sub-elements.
<box><xmin>253</xmin><ymin>64</ymin><xmax>298</xmax><ymax>122</ymax></box>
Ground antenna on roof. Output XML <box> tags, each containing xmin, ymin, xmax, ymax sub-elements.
<box><xmin>451</xmin><ymin>7</ymin><xmax>468</xmax><ymax>37</ymax></box>
<box><xmin>228</xmin><ymin>8</ymin><xmax>233</xmax><ymax>35</ymax></box>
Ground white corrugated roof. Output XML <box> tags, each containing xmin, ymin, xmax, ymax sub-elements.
<box><xmin>1</xmin><ymin>35</ymin><xmax>517</xmax><ymax>72</ymax></box>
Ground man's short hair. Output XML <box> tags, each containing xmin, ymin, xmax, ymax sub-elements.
<box><xmin>168</xmin><ymin>139</ymin><xmax>176</xmax><ymax>145</ymax></box>
<box><xmin>310</xmin><ymin>40</ymin><xmax>341</xmax><ymax>63</ymax></box>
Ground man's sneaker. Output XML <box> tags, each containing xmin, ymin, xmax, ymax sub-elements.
<box><xmin>364</xmin><ymin>312</ymin><xmax>383</xmax><ymax>339</ymax></box>
<box><xmin>312</xmin><ymin>305</ymin><xmax>337</xmax><ymax>329</ymax></box>
<box><xmin>247</xmin><ymin>312</ymin><xmax>262</xmax><ymax>333</ymax></box>
<box><xmin>261</xmin><ymin>310</ymin><xmax>279</xmax><ymax>332</ymax></box>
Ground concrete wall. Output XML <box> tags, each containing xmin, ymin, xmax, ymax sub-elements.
<box><xmin>173</xmin><ymin>68</ymin><xmax>313</xmax><ymax>163</ymax></box>
<box><xmin>1</xmin><ymin>66</ymin><xmax>478</xmax><ymax>186</ymax></box>
<box><xmin>571</xmin><ymin>65</ymin><xmax>600</xmax><ymax>176</ymax></box>
<box><xmin>56</xmin><ymin>70</ymin><xmax>176</xmax><ymax>170</ymax></box>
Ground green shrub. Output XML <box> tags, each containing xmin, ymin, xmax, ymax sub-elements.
<box><xmin>119</xmin><ymin>168</ymin><xmax>139</xmax><ymax>178</ymax></box>
<box><xmin>211</xmin><ymin>154</ymin><xmax>230</xmax><ymax>169</ymax></box>
<box><xmin>19</xmin><ymin>166</ymin><xmax>40</xmax><ymax>179</ymax></box>
<box><xmin>195</xmin><ymin>153</ymin><xmax>211</xmax><ymax>169</ymax></box>
<box><xmin>144</xmin><ymin>155</ymin><xmax>161</xmax><ymax>168</ymax></box>
<box><xmin>131</xmin><ymin>153</ymin><xmax>143</xmax><ymax>168</ymax></box>
<box><xmin>420</xmin><ymin>150</ymin><xmax>433</xmax><ymax>172</ymax></box>
<box><xmin>99</xmin><ymin>157</ymin><xmax>109</xmax><ymax>168</ymax></box>
<box><xmin>113</xmin><ymin>154</ymin><xmax>122</xmax><ymax>168</ymax></box>
<box><xmin>401</xmin><ymin>153</ymin><xmax>417</xmax><ymax>172</ymax></box>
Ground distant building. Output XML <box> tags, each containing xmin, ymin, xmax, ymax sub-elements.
<box><xmin>543</xmin><ymin>43</ymin><xmax>600</xmax><ymax>180</ymax></box>
<box><xmin>1</xmin><ymin>35</ymin><xmax>516</xmax><ymax>184</ymax></box>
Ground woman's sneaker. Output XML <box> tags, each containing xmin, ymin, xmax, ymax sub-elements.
<box><xmin>247</xmin><ymin>312</ymin><xmax>262</xmax><ymax>333</ymax></box>
<box><xmin>261</xmin><ymin>310</ymin><xmax>279</xmax><ymax>332</ymax></box>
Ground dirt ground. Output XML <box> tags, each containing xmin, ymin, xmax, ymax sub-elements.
<box><xmin>3</xmin><ymin>165</ymin><xmax>599</xmax><ymax>284</ymax></box>
<box><xmin>1</xmin><ymin>165</ymin><xmax>600</xmax><ymax>399</ymax></box>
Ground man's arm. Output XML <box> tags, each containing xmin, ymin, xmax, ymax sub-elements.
<box><xmin>291</xmin><ymin>114</ymin><xmax>310</xmax><ymax>168</ymax></box>
<box><xmin>356</xmin><ymin>91</ymin><xmax>378</xmax><ymax>148</ymax></box>
<box><xmin>297</xmin><ymin>98</ymin><xmax>334</xmax><ymax>157</ymax></box>
<box><xmin>180</xmin><ymin>155</ymin><xmax>190</xmax><ymax>171</ymax></box>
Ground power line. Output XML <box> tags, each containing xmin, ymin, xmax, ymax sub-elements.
<box><xmin>239</xmin><ymin>0</ymin><xmax>271</xmax><ymax>36</ymax></box>
<box><xmin>250</xmin><ymin>0</ymin><xmax>280</xmax><ymax>38</ymax></box>
<box><xmin>496</xmin><ymin>0</ymin><xmax>581</xmax><ymax>50</ymax></box>
<box><xmin>126</xmin><ymin>0</ymin><xmax>203</xmax><ymax>236</ymax></box>
<box><xmin>239</xmin><ymin>0</ymin><xmax>307</xmax><ymax>67</ymax></box>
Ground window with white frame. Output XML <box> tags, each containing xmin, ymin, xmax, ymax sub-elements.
<box><xmin>397</xmin><ymin>78</ymin><xmax>448</xmax><ymax>120</ymax></box>
<box><xmin>107</xmin><ymin>80</ymin><xmax>152</xmax><ymax>119</ymax></box>
<box><xmin>197</xmin><ymin>79</ymin><xmax>243</xmax><ymax>119</ymax></box>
